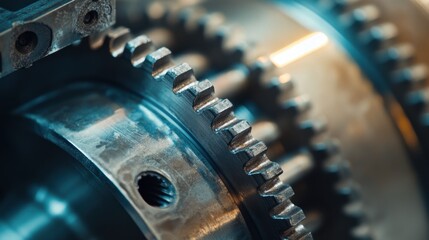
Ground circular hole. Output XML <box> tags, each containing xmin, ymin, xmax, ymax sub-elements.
<box><xmin>83</xmin><ymin>10</ymin><xmax>99</xmax><ymax>25</ymax></box>
<box><xmin>15</xmin><ymin>31</ymin><xmax>38</xmax><ymax>54</ymax></box>
<box><xmin>137</xmin><ymin>171</ymin><xmax>176</xmax><ymax>208</ymax></box>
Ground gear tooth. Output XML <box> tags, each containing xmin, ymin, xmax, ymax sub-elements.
<box><xmin>352</xmin><ymin>224</ymin><xmax>373</xmax><ymax>240</ymax></box>
<box><xmin>207</xmin><ymin>98</ymin><xmax>234</xmax><ymax>126</ymax></box>
<box><xmin>146</xmin><ymin>1</ymin><xmax>168</xmax><ymax>21</ymax></box>
<box><xmin>420</xmin><ymin>111</ymin><xmax>429</xmax><ymax>127</ymax></box>
<box><xmin>102</xmin><ymin>27</ymin><xmax>133</xmax><ymax>57</ymax></box>
<box><xmin>392</xmin><ymin>64</ymin><xmax>428</xmax><ymax>85</ymax></box>
<box><xmin>231</xmin><ymin>139</ymin><xmax>267</xmax><ymax>157</ymax></box>
<box><xmin>177</xmin><ymin>7</ymin><xmax>206</xmax><ymax>31</ymax></box>
<box><xmin>215</xmin><ymin>25</ymin><xmax>245</xmax><ymax>52</ymax></box>
<box><xmin>198</xmin><ymin>12</ymin><xmax>226</xmax><ymax>38</ymax></box>
<box><xmin>266</xmin><ymin>73</ymin><xmax>294</xmax><ymax>92</ymax></box>
<box><xmin>336</xmin><ymin>180</ymin><xmax>359</xmax><ymax>200</ymax></box>
<box><xmin>344</xmin><ymin>201</ymin><xmax>365</xmax><ymax>219</ymax></box>
<box><xmin>324</xmin><ymin>156</ymin><xmax>349</xmax><ymax>177</ymax></box>
<box><xmin>259</xmin><ymin>177</ymin><xmax>294</xmax><ymax>199</ymax></box>
<box><xmin>184</xmin><ymin>8</ymin><xmax>205</xmax><ymax>32</ymax></box>
<box><xmin>311</xmin><ymin>140</ymin><xmax>340</xmax><ymax>160</ymax></box>
<box><xmin>346</xmin><ymin>5</ymin><xmax>380</xmax><ymax>27</ymax></box>
<box><xmin>299</xmin><ymin>119</ymin><xmax>327</xmax><ymax>137</ymax></box>
<box><xmin>186</xmin><ymin>80</ymin><xmax>216</xmax><ymax>111</ymax></box>
<box><xmin>330</xmin><ymin>0</ymin><xmax>359</xmax><ymax>10</ymax></box>
<box><xmin>406</xmin><ymin>88</ymin><xmax>429</xmax><ymax>108</ymax></box>
<box><xmin>245</xmin><ymin>155</ymin><xmax>283</xmax><ymax>179</ymax></box>
<box><xmin>283</xmin><ymin>224</ymin><xmax>313</xmax><ymax>240</ymax></box>
<box><xmin>282</xmin><ymin>95</ymin><xmax>312</xmax><ymax>115</ymax></box>
<box><xmin>165</xmin><ymin>63</ymin><xmax>197</xmax><ymax>93</ymax></box>
<box><xmin>361</xmin><ymin>23</ymin><xmax>398</xmax><ymax>47</ymax></box>
<box><xmin>272</xmin><ymin>201</ymin><xmax>305</xmax><ymax>226</ymax></box>
<box><xmin>218</xmin><ymin>119</ymin><xmax>251</xmax><ymax>144</ymax></box>
<box><xmin>88</xmin><ymin>31</ymin><xmax>107</xmax><ymax>50</ymax></box>
<box><xmin>143</xmin><ymin>47</ymin><xmax>174</xmax><ymax>77</ymax></box>
<box><xmin>123</xmin><ymin>35</ymin><xmax>153</xmax><ymax>67</ymax></box>
<box><xmin>377</xmin><ymin>43</ymin><xmax>415</xmax><ymax>66</ymax></box>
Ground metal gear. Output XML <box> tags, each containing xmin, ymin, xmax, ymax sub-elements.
<box><xmin>1</xmin><ymin>0</ymin><xmax>429</xmax><ymax>239</ymax></box>
<box><xmin>118</xmin><ymin>2</ymin><xmax>371</xmax><ymax>239</ymax></box>
<box><xmin>0</xmin><ymin>27</ymin><xmax>311</xmax><ymax>239</ymax></box>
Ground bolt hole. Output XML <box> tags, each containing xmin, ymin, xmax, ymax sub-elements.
<box><xmin>83</xmin><ymin>10</ymin><xmax>99</xmax><ymax>25</ymax></box>
<box><xmin>137</xmin><ymin>171</ymin><xmax>176</xmax><ymax>208</ymax></box>
<box><xmin>15</xmin><ymin>31</ymin><xmax>38</xmax><ymax>54</ymax></box>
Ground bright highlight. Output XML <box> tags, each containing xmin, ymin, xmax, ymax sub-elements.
<box><xmin>269</xmin><ymin>32</ymin><xmax>329</xmax><ymax>68</ymax></box>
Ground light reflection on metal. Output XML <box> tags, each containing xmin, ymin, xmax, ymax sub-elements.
<box><xmin>389</xmin><ymin>100</ymin><xmax>420</xmax><ymax>151</ymax></box>
<box><xmin>269</xmin><ymin>32</ymin><xmax>329</xmax><ymax>68</ymax></box>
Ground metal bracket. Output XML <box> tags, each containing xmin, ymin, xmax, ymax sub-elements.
<box><xmin>0</xmin><ymin>0</ymin><xmax>116</xmax><ymax>78</ymax></box>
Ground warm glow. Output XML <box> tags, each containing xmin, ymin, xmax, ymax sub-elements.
<box><xmin>269</xmin><ymin>32</ymin><xmax>329</xmax><ymax>67</ymax></box>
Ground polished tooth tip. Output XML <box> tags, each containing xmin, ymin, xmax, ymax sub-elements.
<box><xmin>344</xmin><ymin>201</ymin><xmax>365</xmax><ymax>219</ymax></box>
<box><xmin>259</xmin><ymin>177</ymin><xmax>294</xmax><ymax>199</ymax></box>
<box><xmin>282</xmin><ymin>96</ymin><xmax>312</xmax><ymax>115</ymax></box>
<box><xmin>88</xmin><ymin>31</ymin><xmax>107</xmax><ymax>50</ymax></box>
<box><xmin>144</xmin><ymin>47</ymin><xmax>173</xmax><ymax>76</ymax></box>
<box><xmin>208</xmin><ymin>99</ymin><xmax>234</xmax><ymax>127</ymax></box>
<box><xmin>406</xmin><ymin>88</ymin><xmax>429</xmax><ymax>108</ymax></box>
<box><xmin>239</xmin><ymin>140</ymin><xmax>268</xmax><ymax>158</ymax></box>
<box><xmin>328</xmin><ymin>0</ymin><xmax>359</xmax><ymax>11</ymax></box>
<box><xmin>124</xmin><ymin>35</ymin><xmax>153</xmax><ymax>67</ymax></box>
<box><xmin>178</xmin><ymin>7</ymin><xmax>206</xmax><ymax>32</ymax></box>
<box><xmin>420</xmin><ymin>111</ymin><xmax>429</xmax><ymax>127</ymax></box>
<box><xmin>299</xmin><ymin>119</ymin><xmax>327</xmax><ymax>137</ymax></box>
<box><xmin>166</xmin><ymin>63</ymin><xmax>196</xmax><ymax>93</ymax></box>
<box><xmin>271</xmin><ymin>201</ymin><xmax>305</xmax><ymax>227</ymax></box>
<box><xmin>311</xmin><ymin>140</ymin><xmax>340</xmax><ymax>160</ymax></box>
<box><xmin>352</xmin><ymin>224</ymin><xmax>373</xmax><ymax>240</ymax></box>
<box><xmin>377</xmin><ymin>43</ymin><xmax>415</xmax><ymax>65</ymax></box>
<box><xmin>392</xmin><ymin>64</ymin><xmax>428</xmax><ymax>85</ymax></box>
<box><xmin>336</xmin><ymin>180</ymin><xmax>359</xmax><ymax>199</ymax></box>
<box><xmin>146</xmin><ymin>2</ymin><xmax>167</xmax><ymax>21</ymax></box>
<box><xmin>282</xmin><ymin>224</ymin><xmax>313</xmax><ymax>240</ymax></box>
<box><xmin>245</xmin><ymin>155</ymin><xmax>283</xmax><ymax>179</ymax></box>
<box><xmin>105</xmin><ymin>27</ymin><xmax>133</xmax><ymax>58</ymax></box>
<box><xmin>266</xmin><ymin>73</ymin><xmax>294</xmax><ymax>92</ymax></box>
<box><xmin>221</xmin><ymin>120</ymin><xmax>251</xmax><ymax>145</ymax></box>
<box><xmin>198</xmin><ymin>12</ymin><xmax>226</xmax><ymax>38</ymax></box>
<box><xmin>361</xmin><ymin>23</ymin><xmax>398</xmax><ymax>46</ymax></box>
<box><xmin>187</xmin><ymin>80</ymin><xmax>215</xmax><ymax>111</ymax></box>
<box><xmin>347</xmin><ymin>5</ymin><xmax>380</xmax><ymax>27</ymax></box>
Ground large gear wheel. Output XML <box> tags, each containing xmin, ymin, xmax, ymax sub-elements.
<box><xmin>1</xmin><ymin>0</ymin><xmax>429</xmax><ymax>239</ymax></box>
<box><xmin>0</xmin><ymin>27</ymin><xmax>311</xmax><ymax>239</ymax></box>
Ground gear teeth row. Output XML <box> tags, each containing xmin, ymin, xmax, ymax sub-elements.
<box><xmin>92</xmin><ymin>27</ymin><xmax>311</xmax><ymax>239</ymax></box>
<box><xmin>141</xmin><ymin>1</ymin><xmax>363</xmax><ymax>238</ymax></box>
<box><xmin>323</xmin><ymin>0</ymin><xmax>429</xmax><ymax>155</ymax></box>
<box><xmin>147</xmin><ymin>2</ymin><xmax>247</xmax><ymax>61</ymax></box>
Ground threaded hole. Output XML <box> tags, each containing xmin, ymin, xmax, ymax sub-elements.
<box><xmin>15</xmin><ymin>31</ymin><xmax>38</xmax><ymax>54</ymax></box>
<box><xmin>137</xmin><ymin>171</ymin><xmax>176</xmax><ymax>208</ymax></box>
<box><xmin>83</xmin><ymin>10</ymin><xmax>98</xmax><ymax>25</ymax></box>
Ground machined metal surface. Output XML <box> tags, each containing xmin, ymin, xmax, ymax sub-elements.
<box><xmin>0</xmin><ymin>0</ymin><xmax>115</xmax><ymax>77</ymax></box>
<box><xmin>18</xmin><ymin>84</ymin><xmax>251</xmax><ymax>239</ymax></box>
<box><xmin>1</xmin><ymin>0</ymin><xmax>429</xmax><ymax>239</ymax></box>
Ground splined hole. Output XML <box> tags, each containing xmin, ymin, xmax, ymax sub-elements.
<box><xmin>83</xmin><ymin>10</ymin><xmax>99</xmax><ymax>25</ymax></box>
<box><xmin>15</xmin><ymin>31</ymin><xmax>38</xmax><ymax>54</ymax></box>
<box><xmin>137</xmin><ymin>171</ymin><xmax>176</xmax><ymax>208</ymax></box>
